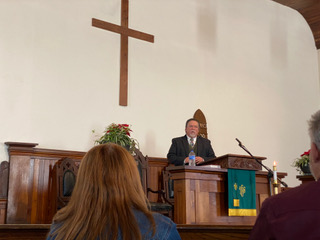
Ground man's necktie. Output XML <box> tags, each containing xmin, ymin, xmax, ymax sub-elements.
<box><xmin>190</xmin><ymin>138</ymin><xmax>194</xmax><ymax>148</ymax></box>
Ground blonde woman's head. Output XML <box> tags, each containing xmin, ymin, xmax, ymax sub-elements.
<box><xmin>51</xmin><ymin>143</ymin><xmax>154</xmax><ymax>240</ymax></box>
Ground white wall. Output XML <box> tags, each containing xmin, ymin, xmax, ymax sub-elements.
<box><xmin>0</xmin><ymin>0</ymin><xmax>319</xmax><ymax>187</ymax></box>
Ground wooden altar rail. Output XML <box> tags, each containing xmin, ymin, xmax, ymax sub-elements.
<box><xmin>0</xmin><ymin>224</ymin><xmax>252</xmax><ymax>240</ymax></box>
<box><xmin>3</xmin><ymin>142</ymin><xmax>168</xmax><ymax>224</ymax></box>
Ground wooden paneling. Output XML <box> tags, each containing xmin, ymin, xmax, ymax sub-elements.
<box><xmin>0</xmin><ymin>200</ymin><xmax>7</xmax><ymax>224</ymax></box>
<box><xmin>5</xmin><ymin>142</ymin><xmax>85</xmax><ymax>224</ymax></box>
<box><xmin>0</xmin><ymin>161</ymin><xmax>9</xmax><ymax>199</ymax></box>
<box><xmin>0</xmin><ymin>224</ymin><xmax>252</xmax><ymax>240</ymax></box>
<box><xmin>168</xmin><ymin>166</ymin><xmax>287</xmax><ymax>225</ymax></box>
<box><xmin>193</xmin><ymin>109</ymin><xmax>208</xmax><ymax>139</ymax></box>
<box><xmin>4</xmin><ymin>142</ymin><xmax>168</xmax><ymax>224</ymax></box>
<box><xmin>0</xmin><ymin>161</ymin><xmax>9</xmax><ymax>224</ymax></box>
<box><xmin>272</xmin><ymin>0</ymin><xmax>320</xmax><ymax>49</ymax></box>
<box><xmin>0</xmin><ymin>224</ymin><xmax>50</xmax><ymax>240</ymax></box>
<box><xmin>177</xmin><ymin>225</ymin><xmax>252</xmax><ymax>240</ymax></box>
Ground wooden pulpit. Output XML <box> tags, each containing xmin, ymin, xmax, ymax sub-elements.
<box><xmin>167</xmin><ymin>154</ymin><xmax>287</xmax><ymax>225</ymax></box>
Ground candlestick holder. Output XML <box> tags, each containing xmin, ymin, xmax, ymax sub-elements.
<box><xmin>273</xmin><ymin>180</ymin><xmax>280</xmax><ymax>195</ymax></box>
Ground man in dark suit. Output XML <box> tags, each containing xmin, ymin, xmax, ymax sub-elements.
<box><xmin>249</xmin><ymin>109</ymin><xmax>320</xmax><ymax>239</ymax></box>
<box><xmin>167</xmin><ymin>118</ymin><xmax>216</xmax><ymax>166</ymax></box>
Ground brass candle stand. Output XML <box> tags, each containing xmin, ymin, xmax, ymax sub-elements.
<box><xmin>273</xmin><ymin>180</ymin><xmax>280</xmax><ymax>195</ymax></box>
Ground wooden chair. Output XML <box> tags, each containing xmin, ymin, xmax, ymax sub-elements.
<box><xmin>162</xmin><ymin>169</ymin><xmax>174</xmax><ymax>206</ymax></box>
<box><xmin>55</xmin><ymin>157</ymin><xmax>78</xmax><ymax>209</ymax></box>
<box><xmin>135</xmin><ymin>149</ymin><xmax>148</xmax><ymax>194</ymax></box>
<box><xmin>134</xmin><ymin>149</ymin><xmax>173</xmax><ymax>219</ymax></box>
<box><xmin>148</xmin><ymin>168</ymin><xmax>175</xmax><ymax>219</ymax></box>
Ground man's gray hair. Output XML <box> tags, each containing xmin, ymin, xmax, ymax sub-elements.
<box><xmin>308</xmin><ymin>110</ymin><xmax>320</xmax><ymax>150</ymax></box>
<box><xmin>185</xmin><ymin>118</ymin><xmax>200</xmax><ymax>128</ymax></box>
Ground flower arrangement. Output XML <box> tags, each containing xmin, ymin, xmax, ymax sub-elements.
<box><xmin>292</xmin><ymin>150</ymin><xmax>310</xmax><ymax>174</ymax></box>
<box><xmin>94</xmin><ymin>123</ymin><xmax>139</xmax><ymax>154</ymax></box>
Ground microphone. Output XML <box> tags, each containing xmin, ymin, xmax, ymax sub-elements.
<box><xmin>235</xmin><ymin>138</ymin><xmax>242</xmax><ymax>147</ymax></box>
<box><xmin>236</xmin><ymin>138</ymin><xmax>248</xmax><ymax>151</ymax></box>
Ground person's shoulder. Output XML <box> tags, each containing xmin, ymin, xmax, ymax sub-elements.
<box><xmin>134</xmin><ymin>210</ymin><xmax>180</xmax><ymax>240</ymax></box>
<box><xmin>197</xmin><ymin>136</ymin><xmax>211</xmax><ymax>143</ymax></box>
<box><xmin>152</xmin><ymin>212</ymin><xmax>175</xmax><ymax>226</ymax></box>
<box><xmin>46</xmin><ymin>222</ymin><xmax>61</xmax><ymax>240</ymax></box>
<box><xmin>152</xmin><ymin>213</ymin><xmax>179</xmax><ymax>239</ymax></box>
<box><xmin>133</xmin><ymin>210</ymin><xmax>175</xmax><ymax>229</ymax></box>
<box><xmin>272</xmin><ymin>181</ymin><xmax>318</xmax><ymax>200</ymax></box>
<box><xmin>172</xmin><ymin>136</ymin><xmax>186</xmax><ymax>141</ymax></box>
<box><xmin>263</xmin><ymin>181</ymin><xmax>320</xmax><ymax>211</ymax></box>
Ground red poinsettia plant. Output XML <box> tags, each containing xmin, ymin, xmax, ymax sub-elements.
<box><xmin>292</xmin><ymin>149</ymin><xmax>310</xmax><ymax>174</ymax></box>
<box><xmin>95</xmin><ymin>123</ymin><xmax>139</xmax><ymax>153</ymax></box>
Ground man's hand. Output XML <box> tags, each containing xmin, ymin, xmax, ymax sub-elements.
<box><xmin>195</xmin><ymin>156</ymin><xmax>204</xmax><ymax>164</ymax></box>
<box><xmin>184</xmin><ymin>157</ymin><xmax>189</xmax><ymax>165</ymax></box>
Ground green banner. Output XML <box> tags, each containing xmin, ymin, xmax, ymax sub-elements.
<box><xmin>228</xmin><ymin>169</ymin><xmax>256</xmax><ymax>216</ymax></box>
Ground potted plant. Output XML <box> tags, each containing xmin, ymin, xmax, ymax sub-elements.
<box><xmin>292</xmin><ymin>150</ymin><xmax>311</xmax><ymax>175</ymax></box>
<box><xmin>94</xmin><ymin>123</ymin><xmax>139</xmax><ymax>154</ymax></box>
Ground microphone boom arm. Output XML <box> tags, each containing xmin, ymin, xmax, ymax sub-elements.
<box><xmin>235</xmin><ymin>138</ymin><xmax>288</xmax><ymax>188</ymax></box>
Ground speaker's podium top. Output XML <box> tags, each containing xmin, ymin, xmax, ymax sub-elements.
<box><xmin>198</xmin><ymin>154</ymin><xmax>266</xmax><ymax>171</ymax></box>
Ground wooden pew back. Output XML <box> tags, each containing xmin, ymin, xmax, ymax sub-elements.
<box><xmin>0</xmin><ymin>161</ymin><xmax>9</xmax><ymax>224</ymax></box>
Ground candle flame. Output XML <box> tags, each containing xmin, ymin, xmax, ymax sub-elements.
<box><xmin>273</xmin><ymin>161</ymin><xmax>277</xmax><ymax>166</ymax></box>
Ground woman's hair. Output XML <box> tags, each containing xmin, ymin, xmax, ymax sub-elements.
<box><xmin>49</xmin><ymin>143</ymin><xmax>155</xmax><ymax>240</ymax></box>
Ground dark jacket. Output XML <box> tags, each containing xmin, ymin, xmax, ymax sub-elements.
<box><xmin>167</xmin><ymin>135</ymin><xmax>216</xmax><ymax>166</ymax></box>
<box><xmin>249</xmin><ymin>180</ymin><xmax>320</xmax><ymax>240</ymax></box>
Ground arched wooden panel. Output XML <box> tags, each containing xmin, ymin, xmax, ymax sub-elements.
<box><xmin>193</xmin><ymin>109</ymin><xmax>208</xmax><ymax>139</ymax></box>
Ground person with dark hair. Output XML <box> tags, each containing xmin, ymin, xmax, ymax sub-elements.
<box><xmin>249</xmin><ymin>110</ymin><xmax>320</xmax><ymax>239</ymax></box>
<box><xmin>47</xmin><ymin>143</ymin><xmax>181</xmax><ymax>240</ymax></box>
<box><xmin>167</xmin><ymin>118</ymin><xmax>216</xmax><ymax>166</ymax></box>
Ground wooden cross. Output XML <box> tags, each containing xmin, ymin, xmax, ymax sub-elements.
<box><xmin>92</xmin><ymin>0</ymin><xmax>154</xmax><ymax>106</ymax></box>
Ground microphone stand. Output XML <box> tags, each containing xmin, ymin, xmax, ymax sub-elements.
<box><xmin>235</xmin><ymin>138</ymin><xmax>288</xmax><ymax>196</ymax></box>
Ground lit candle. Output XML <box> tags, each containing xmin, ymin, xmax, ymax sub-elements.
<box><xmin>273</xmin><ymin>161</ymin><xmax>277</xmax><ymax>182</ymax></box>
